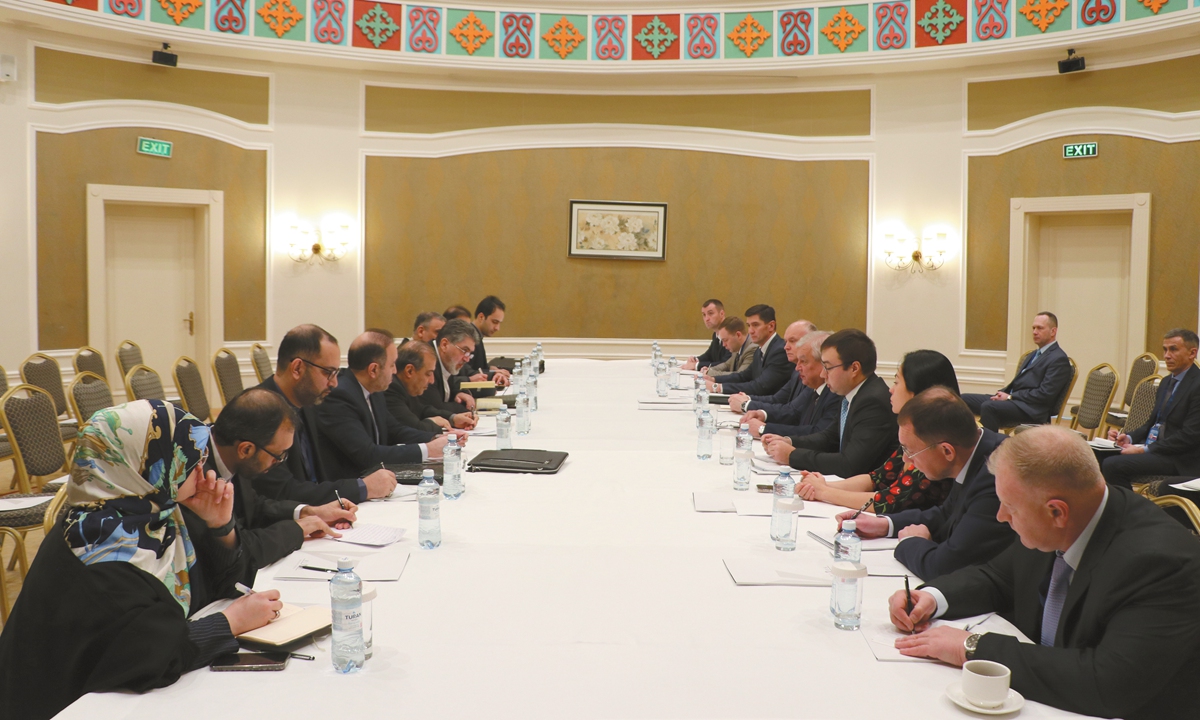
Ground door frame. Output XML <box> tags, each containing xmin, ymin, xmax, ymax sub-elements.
<box><xmin>86</xmin><ymin>184</ymin><xmax>224</xmax><ymax>396</ymax></box>
<box><xmin>1006</xmin><ymin>193</ymin><xmax>1150</xmax><ymax>382</ymax></box>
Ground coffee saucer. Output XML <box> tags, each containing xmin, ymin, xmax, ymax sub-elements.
<box><xmin>946</xmin><ymin>682</ymin><xmax>1025</xmax><ymax>715</ymax></box>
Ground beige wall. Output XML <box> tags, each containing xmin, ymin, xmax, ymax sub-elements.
<box><xmin>364</xmin><ymin>149</ymin><xmax>869</xmax><ymax>338</ymax></box>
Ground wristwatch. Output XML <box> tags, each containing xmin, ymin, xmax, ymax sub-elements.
<box><xmin>964</xmin><ymin>633</ymin><xmax>982</xmax><ymax>660</ymax></box>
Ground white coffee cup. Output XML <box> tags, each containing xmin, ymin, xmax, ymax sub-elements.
<box><xmin>961</xmin><ymin>659</ymin><xmax>1011</xmax><ymax>708</ymax></box>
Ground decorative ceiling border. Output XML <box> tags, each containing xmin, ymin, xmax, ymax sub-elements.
<box><xmin>6</xmin><ymin>0</ymin><xmax>1199</xmax><ymax>69</ymax></box>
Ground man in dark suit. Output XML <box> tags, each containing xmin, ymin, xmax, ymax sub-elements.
<box><xmin>464</xmin><ymin>296</ymin><xmax>511</xmax><ymax>389</ymax></box>
<box><xmin>410</xmin><ymin>311</ymin><xmax>445</xmax><ymax>344</ymax></box>
<box><xmin>386</xmin><ymin>341</ymin><xmax>470</xmax><ymax>434</ymax></box>
<box><xmin>763</xmin><ymin>329</ymin><xmax>898</xmax><ymax>478</ymax></box>
<box><xmin>890</xmin><ymin>425</ymin><xmax>1200</xmax><ymax>720</ymax></box>
<box><xmin>252</xmin><ymin>324</ymin><xmax>399</xmax><ymax>505</ymax></box>
<box><xmin>963</xmin><ymin>312</ymin><xmax>1072</xmax><ymax>431</ymax></box>
<box><xmin>682</xmin><ymin>299</ymin><xmax>730</xmax><ymax>371</ymax></box>
<box><xmin>701</xmin><ymin>317</ymin><xmax>756</xmax><ymax>377</ymax></box>
<box><xmin>707</xmin><ymin>305</ymin><xmax>793</xmax><ymax>397</ymax></box>
<box><xmin>1102</xmin><ymin>328</ymin><xmax>1200</xmax><ymax>488</ymax></box>
<box><xmin>315</xmin><ymin>330</ymin><xmax>458</xmax><ymax>481</ymax></box>
<box><xmin>418</xmin><ymin>319</ymin><xmax>480</xmax><ymax>417</ymax></box>
<box><xmin>734</xmin><ymin>329</ymin><xmax>838</xmax><ymax>438</ymax></box>
<box><xmin>845</xmin><ymin>388</ymin><xmax>1013</xmax><ymax>580</ymax></box>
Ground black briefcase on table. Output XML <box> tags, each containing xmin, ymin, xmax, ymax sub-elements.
<box><xmin>708</xmin><ymin>393</ymin><xmax>730</xmax><ymax>406</ymax></box>
<box><xmin>467</xmin><ymin>449</ymin><xmax>568</xmax><ymax>474</ymax></box>
<box><xmin>384</xmin><ymin>463</ymin><xmax>445</xmax><ymax>485</ymax></box>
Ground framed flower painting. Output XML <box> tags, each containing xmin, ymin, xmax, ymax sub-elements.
<box><xmin>568</xmin><ymin>200</ymin><xmax>667</xmax><ymax>260</ymax></box>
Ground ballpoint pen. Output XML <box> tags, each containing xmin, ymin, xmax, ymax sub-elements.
<box><xmin>849</xmin><ymin>498</ymin><xmax>872</xmax><ymax>520</ymax></box>
<box><xmin>904</xmin><ymin>575</ymin><xmax>915</xmax><ymax>635</ymax></box>
<box><xmin>334</xmin><ymin>490</ymin><xmax>346</xmax><ymax>511</ymax></box>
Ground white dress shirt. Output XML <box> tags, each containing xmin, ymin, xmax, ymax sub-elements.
<box><xmin>362</xmin><ymin>380</ymin><xmax>428</xmax><ymax>462</ymax></box>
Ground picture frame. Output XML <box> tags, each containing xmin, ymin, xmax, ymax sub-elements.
<box><xmin>568</xmin><ymin>200</ymin><xmax>667</xmax><ymax>260</ymax></box>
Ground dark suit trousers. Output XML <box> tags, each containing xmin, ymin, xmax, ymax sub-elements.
<box><xmin>1102</xmin><ymin>452</ymin><xmax>1181</xmax><ymax>490</ymax></box>
<box><xmin>962</xmin><ymin>393</ymin><xmax>1038</xmax><ymax>431</ymax></box>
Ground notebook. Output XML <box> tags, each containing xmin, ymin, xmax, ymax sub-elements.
<box><xmin>238</xmin><ymin>604</ymin><xmax>332</xmax><ymax>646</ymax></box>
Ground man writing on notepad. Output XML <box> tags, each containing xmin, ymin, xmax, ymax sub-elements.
<box><xmin>386</xmin><ymin>341</ymin><xmax>477</xmax><ymax>433</ymax></box>
<box><xmin>701</xmin><ymin>317</ymin><xmax>755</xmax><ymax>377</ymax></box>
<box><xmin>466</xmin><ymin>295</ymin><xmax>511</xmax><ymax>389</ymax></box>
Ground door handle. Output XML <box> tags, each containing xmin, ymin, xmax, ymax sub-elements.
<box><xmin>185</xmin><ymin>312</ymin><xmax>194</xmax><ymax>336</ymax></box>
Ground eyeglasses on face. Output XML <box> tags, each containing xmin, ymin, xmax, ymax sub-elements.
<box><xmin>820</xmin><ymin>361</ymin><xmax>848</xmax><ymax>373</ymax></box>
<box><xmin>250</xmin><ymin>442</ymin><xmax>288</xmax><ymax>465</ymax></box>
<box><xmin>453</xmin><ymin>342</ymin><xmax>475</xmax><ymax>359</ymax></box>
<box><xmin>899</xmin><ymin>442</ymin><xmax>939</xmax><ymax>460</ymax></box>
<box><xmin>298</xmin><ymin>356</ymin><xmax>340</xmax><ymax>380</ymax></box>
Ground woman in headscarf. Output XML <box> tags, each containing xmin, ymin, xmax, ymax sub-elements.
<box><xmin>0</xmin><ymin>399</ymin><xmax>282</xmax><ymax>720</ymax></box>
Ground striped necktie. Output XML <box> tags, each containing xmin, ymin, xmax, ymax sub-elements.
<box><xmin>1040</xmin><ymin>552</ymin><xmax>1072</xmax><ymax>646</ymax></box>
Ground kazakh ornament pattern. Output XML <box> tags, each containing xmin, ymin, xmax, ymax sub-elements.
<box><xmin>159</xmin><ymin>0</ymin><xmax>201</xmax><ymax>24</ymax></box>
<box><xmin>974</xmin><ymin>0</ymin><xmax>1009</xmax><ymax>38</ymax></box>
<box><xmin>213</xmin><ymin>0</ymin><xmax>247</xmax><ymax>32</ymax></box>
<box><xmin>820</xmin><ymin>7</ymin><xmax>866</xmax><ymax>51</ymax></box>
<box><xmin>256</xmin><ymin>0</ymin><xmax>301</xmax><ymax>36</ymax></box>
<box><xmin>450</xmin><ymin>11</ymin><xmax>492</xmax><ymax>54</ymax></box>
<box><xmin>593</xmin><ymin>15</ymin><xmax>626</xmax><ymax>60</ymax></box>
<box><xmin>917</xmin><ymin>0</ymin><xmax>965</xmax><ymax>43</ymax></box>
<box><xmin>686</xmin><ymin>14</ymin><xmax>719</xmax><ymax>58</ymax></box>
<box><xmin>312</xmin><ymin>0</ymin><xmax>345</xmax><ymax>43</ymax></box>
<box><xmin>726</xmin><ymin>13</ymin><xmax>770</xmax><ymax>57</ymax></box>
<box><xmin>355</xmin><ymin>2</ymin><xmax>399</xmax><ymax>47</ymax></box>
<box><xmin>1018</xmin><ymin>0</ymin><xmax>1069</xmax><ymax>29</ymax></box>
<box><xmin>779</xmin><ymin>10</ymin><xmax>812</xmax><ymax>56</ymax></box>
<box><xmin>501</xmin><ymin>13</ymin><xmax>534</xmax><ymax>57</ymax></box>
<box><xmin>875</xmin><ymin>2</ymin><xmax>909</xmax><ymax>48</ymax></box>
<box><xmin>542</xmin><ymin>16</ymin><xmax>584</xmax><ymax>58</ymax></box>
<box><xmin>408</xmin><ymin>6</ymin><xmax>440</xmax><ymax>52</ymax></box>
<box><xmin>1138</xmin><ymin>0</ymin><xmax>1168</xmax><ymax>11</ymax></box>
<box><xmin>634</xmin><ymin>16</ymin><xmax>678</xmax><ymax>58</ymax></box>
<box><xmin>108</xmin><ymin>0</ymin><xmax>141</xmax><ymax>18</ymax></box>
<box><xmin>1079</xmin><ymin>0</ymin><xmax>1116</xmax><ymax>22</ymax></box>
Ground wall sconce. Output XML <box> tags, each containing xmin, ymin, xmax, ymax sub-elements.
<box><xmin>283</xmin><ymin>216</ymin><xmax>352</xmax><ymax>264</ymax></box>
<box><xmin>881</xmin><ymin>228</ymin><xmax>948</xmax><ymax>274</ymax></box>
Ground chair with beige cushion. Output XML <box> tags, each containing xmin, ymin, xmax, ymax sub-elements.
<box><xmin>0</xmin><ymin>384</ymin><xmax>63</xmax><ymax>577</ymax></box>
<box><xmin>19</xmin><ymin>353</ymin><xmax>81</xmax><ymax>443</ymax></box>
<box><xmin>1120</xmin><ymin>375</ymin><xmax>1161</xmax><ymax>441</ymax></box>
<box><xmin>173</xmin><ymin>356</ymin><xmax>212</xmax><ymax>422</ymax></box>
<box><xmin>211</xmin><ymin>348</ymin><xmax>245</xmax><ymax>406</ymax></box>
<box><xmin>1069</xmin><ymin>363</ymin><xmax>1120</xmax><ymax>440</ymax></box>
<box><xmin>124</xmin><ymin>365</ymin><xmax>167</xmax><ymax>402</ymax></box>
<box><xmin>250</xmin><ymin>343</ymin><xmax>273</xmax><ymax>383</ymax></box>
<box><xmin>1104</xmin><ymin>353</ymin><xmax>1160</xmax><ymax>431</ymax></box>
<box><xmin>68</xmin><ymin>371</ymin><xmax>115</xmax><ymax>425</ymax></box>
<box><xmin>72</xmin><ymin>346</ymin><xmax>108</xmax><ymax>381</ymax></box>
<box><xmin>115</xmin><ymin>340</ymin><xmax>144</xmax><ymax>380</ymax></box>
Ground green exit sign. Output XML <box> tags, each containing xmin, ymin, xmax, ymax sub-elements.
<box><xmin>137</xmin><ymin>137</ymin><xmax>173</xmax><ymax>158</ymax></box>
<box><xmin>1063</xmin><ymin>142</ymin><xmax>1098</xmax><ymax>159</ymax></box>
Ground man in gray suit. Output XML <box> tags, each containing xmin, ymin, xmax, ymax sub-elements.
<box><xmin>962</xmin><ymin>312</ymin><xmax>1071</xmax><ymax>431</ymax></box>
<box><xmin>703</xmin><ymin>317</ymin><xmax>755</xmax><ymax>377</ymax></box>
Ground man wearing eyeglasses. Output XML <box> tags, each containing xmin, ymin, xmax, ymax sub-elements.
<box><xmin>837</xmin><ymin>387</ymin><xmax>1013</xmax><ymax>581</ymax></box>
<box><xmin>253</xmin><ymin>324</ymin><xmax>399</xmax><ymax>505</ymax></box>
<box><xmin>420</xmin><ymin>319</ymin><xmax>480</xmax><ymax>416</ymax></box>
<box><xmin>386</xmin><ymin>341</ymin><xmax>477</xmax><ymax>432</ymax></box>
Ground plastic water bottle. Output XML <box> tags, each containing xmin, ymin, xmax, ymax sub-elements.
<box><xmin>330</xmin><ymin>557</ymin><xmax>365</xmax><ymax>672</ymax></box>
<box><xmin>830</xmin><ymin>561</ymin><xmax>867</xmax><ymax>630</ymax></box>
<box><xmin>512</xmin><ymin>360</ymin><xmax>523</xmax><ymax>389</ymax></box>
<box><xmin>655</xmin><ymin>360</ymin><xmax>668</xmax><ymax>397</ymax></box>
<box><xmin>417</xmin><ymin>470</ymin><xmax>441</xmax><ymax>549</ymax></box>
<box><xmin>734</xmin><ymin>424</ymin><xmax>752</xmax><ymax>491</ymax></box>
<box><xmin>695</xmin><ymin>382</ymin><xmax>709</xmax><ymax>418</ymax></box>
<box><xmin>527</xmin><ymin>360</ymin><xmax>539</xmax><ymax>411</ymax></box>
<box><xmin>769</xmin><ymin>469</ymin><xmax>796</xmax><ymax>548</ymax></box>
<box><xmin>496</xmin><ymin>406</ymin><xmax>513</xmax><ymax>450</ymax></box>
<box><xmin>534</xmin><ymin>343</ymin><xmax>543</xmax><ymax>367</ymax></box>
<box><xmin>834</xmin><ymin>519</ymin><xmax>862</xmax><ymax>563</ymax></box>
<box><xmin>668</xmin><ymin>356</ymin><xmax>680</xmax><ymax>388</ymax></box>
<box><xmin>696</xmin><ymin>407</ymin><xmax>714</xmax><ymax>460</ymax></box>
<box><xmin>516</xmin><ymin>386</ymin><xmax>531</xmax><ymax>435</ymax></box>
<box><xmin>442</xmin><ymin>434</ymin><xmax>463</xmax><ymax>499</ymax></box>
<box><xmin>651</xmin><ymin>342</ymin><xmax>661</xmax><ymax>367</ymax></box>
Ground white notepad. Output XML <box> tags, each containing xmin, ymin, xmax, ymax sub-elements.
<box><xmin>331</xmin><ymin>523</ymin><xmax>405</xmax><ymax>547</ymax></box>
<box><xmin>722</xmin><ymin>557</ymin><xmax>829</xmax><ymax>586</ymax></box>
<box><xmin>860</xmin><ymin>613</ymin><xmax>1032</xmax><ymax>663</ymax></box>
<box><xmin>0</xmin><ymin>496</ymin><xmax>52</xmax><ymax>512</ymax></box>
<box><xmin>693</xmin><ymin>492</ymin><xmax>737</xmax><ymax>512</ymax></box>
<box><xmin>274</xmin><ymin>548</ymin><xmax>411</xmax><ymax>581</ymax></box>
<box><xmin>1170</xmin><ymin>478</ymin><xmax>1200</xmax><ymax>492</ymax></box>
<box><xmin>809</xmin><ymin>530</ymin><xmax>900</xmax><ymax>552</ymax></box>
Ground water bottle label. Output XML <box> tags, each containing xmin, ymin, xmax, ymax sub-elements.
<box><xmin>333</xmin><ymin>607</ymin><xmax>363</xmax><ymax>633</ymax></box>
<box><xmin>420</xmin><ymin>505</ymin><xmax>440</xmax><ymax>520</ymax></box>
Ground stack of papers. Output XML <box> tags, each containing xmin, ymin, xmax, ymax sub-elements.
<box><xmin>385</xmin><ymin>485</ymin><xmax>418</xmax><ymax>502</ymax></box>
<box><xmin>331</xmin><ymin>523</ymin><xmax>406</xmax><ymax>547</ymax></box>
<box><xmin>1088</xmin><ymin>437</ymin><xmax>1118</xmax><ymax>450</ymax></box>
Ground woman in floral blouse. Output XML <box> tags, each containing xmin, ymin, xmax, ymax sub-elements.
<box><xmin>796</xmin><ymin>350</ymin><xmax>958</xmax><ymax>513</ymax></box>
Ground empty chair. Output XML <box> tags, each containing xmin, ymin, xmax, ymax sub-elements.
<box><xmin>72</xmin><ymin>346</ymin><xmax>108</xmax><ymax>381</ymax></box>
<box><xmin>211</xmin><ymin>348</ymin><xmax>244</xmax><ymax>405</ymax></box>
<box><xmin>18</xmin><ymin>353</ymin><xmax>80</xmax><ymax>461</ymax></box>
<box><xmin>124</xmin><ymin>365</ymin><xmax>167</xmax><ymax>402</ymax></box>
<box><xmin>1106</xmin><ymin>353</ymin><xmax>1160</xmax><ymax>431</ymax></box>
<box><xmin>172</xmin><ymin>356</ymin><xmax>212</xmax><ymax>422</ymax></box>
<box><xmin>1070</xmin><ymin>363</ymin><xmax>1120</xmax><ymax>440</ymax></box>
<box><xmin>0</xmin><ymin>383</ymin><xmax>62</xmax><ymax>586</ymax></box>
<box><xmin>115</xmin><ymin>339</ymin><xmax>144</xmax><ymax>379</ymax></box>
<box><xmin>1121</xmin><ymin>375</ymin><xmax>1161</xmax><ymax>441</ymax></box>
<box><xmin>67</xmin><ymin>371</ymin><xmax>115</xmax><ymax>425</ymax></box>
<box><xmin>250</xmin><ymin>343</ymin><xmax>273</xmax><ymax>383</ymax></box>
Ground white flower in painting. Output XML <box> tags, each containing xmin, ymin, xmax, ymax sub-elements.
<box><xmin>626</xmin><ymin>217</ymin><xmax>644</xmax><ymax>233</ymax></box>
<box><xmin>642</xmin><ymin>238</ymin><xmax>658</xmax><ymax>252</ymax></box>
<box><xmin>585</xmin><ymin>212</ymin><xmax>603</xmax><ymax>227</ymax></box>
<box><xmin>616</xmin><ymin>232</ymin><xmax>637</xmax><ymax>250</ymax></box>
<box><xmin>601</xmin><ymin>215</ymin><xmax>620</xmax><ymax>233</ymax></box>
<box><xmin>589</xmin><ymin>234</ymin><xmax>608</xmax><ymax>250</ymax></box>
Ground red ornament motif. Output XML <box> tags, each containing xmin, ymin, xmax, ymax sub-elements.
<box><xmin>408</xmin><ymin>6</ymin><xmax>439</xmax><ymax>52</ymax></box>
<box><xmin>1080</xmin><ymin>0</ymin><xmax>1116</xmax><ymax>23</ymax></box>
<box><xmin>108</xmin><ymin>0</ymin><xmax>141</xmax><ymax>17</ymax></box>
<box><xmin>213</xmin><ymin>0</ymin><xmax>247</xmax><ymax>31</ymax></box>
<box><xmin>593</xmin><ymin>15</ymin><xmax>626</xmax><ymax>60</ymax></box>
<box><xmin>312</xmin><ymin>0</ymin><xmax>345</xmax><ymax>43</ymax></box>
<box><xmin>974</xmin><ymin>0</ymin><xmax>1009</xmax><ymax>40</ymax></box>
<box><xmin>779</xmin><ymin>10</ymin><xmax>812</xmax><ymax>56</ymax></box>
<box><xmin>875</xmin><ymin>2</ymin><xmax>909</xmax><ymax>49</ymax></box>
<box><xmin>501</xmin><ymin>13</ymin><xmax>534</xmax><ymax>57</ymax></box>
<box><xmin>686</xmin><ymin>14</ymin><xmax>719</xmax><ymax>58</ymax></box>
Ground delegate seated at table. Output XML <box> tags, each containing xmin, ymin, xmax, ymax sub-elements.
<box><xmin>796</xmin><ymin>349</ymin><xmax>957</xmax><ymax>514</ymax></box>
<box><xmin>888</xmin><ymin>426</ymin><xmax>1200</xmax><ymax>720</ymax></box>
<box><xmin>705</xmin><ymin>304</ymin><xmax>794</xmax><ymax>397</ymax></box>
<box><xmin>464</xmin><ymin>295</ymin><xmax>511</xmax><ymax>389</ymax></box>
<box><xmin>419</xmin><ymin>319</ymin><xmax>481</xmax><ymax>417</ymax></box>
<box><xmin>701</xmin><ymin>316</ymin><xmax>756</xmax><ymax>377</ymax></box>
<box><xmin>386</xmin><ymin>341</ymin><xmax>476</xmax><ymax>433</ymax></box>
<box><xmin>681</xmin><ymin>298</ymin><xmax>730</xmax><ymax>371</ymax></box>
<box><xmin>0</xmin><ymin>400</ymin><xmax>283</xmax><ymax>720</ymax></box>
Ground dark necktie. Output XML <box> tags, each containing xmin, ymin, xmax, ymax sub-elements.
<box><xmin>1157</xmin><ymin>375</ymin><xmax>1181</xmax><ymax>423</ymax></box>
<box><xmin>1019</xmin><ymin>348</ymin><xmax>1043</xmax><ymax>375</ymax></box>
<box><xmin>367</xmin><ymin>397</ymin><xmax>380</xmax><ymax>444</ymax></box>
<box><xmin>295</xmin><ymin>415</ymin><xmax>318</xmax><ymax>483</ymax></box>
<box><xmin>1040</xmin><ymin>552</ymin><xmax>1072</xmax><ymax>647</ymax></box>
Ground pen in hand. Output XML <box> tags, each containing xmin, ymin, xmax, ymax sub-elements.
<box><xmin>235</xmin><ymin>582</ymin><xmax>256</xmax><ymax>596</ymax></box>
<box><xmin>903</xmin><ymin>575</ymin><xmax>914</xmax><ymax>635</ymax></box>
<box><xmin>849</xmin><ymin>499</ymin><xmax>872</xmax><ymax>520</ymax></box>
<box><xmin>334</xmin><ymin>490</ymin><xmax>346</xmax><ymax>511</ymax></box>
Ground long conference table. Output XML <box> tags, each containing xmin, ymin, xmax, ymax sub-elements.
<box><xmin>62</xmin><ymin>359</ymin><xmax>1089</xmax><ymax>719</ymax></box>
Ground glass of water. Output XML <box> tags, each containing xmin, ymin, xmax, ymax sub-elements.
<box><xmin>718</xmin><ymin>427</ymin><xmax>735</xmax><ymax>465</ymax></box>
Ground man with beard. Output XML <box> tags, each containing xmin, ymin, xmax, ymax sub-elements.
<box><xmin>419</xmin><ymin>319</ymin><xmax>481</xmax><ymax>416</ymax></box>
<box><xmin>465</xmin><ymin>295</ymin><xmax>511</xmax><ymax>388</ymax></box>
<box><xmin>386</xmin><ymin>341</ymin><xmax>476</xmax><ymax>433</ymax></box>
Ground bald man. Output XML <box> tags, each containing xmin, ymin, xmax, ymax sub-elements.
<box><xmin>890</xmin><ymin>426</ymin><xmax>1200</xmax><ymax>720</ymax></box>
<box><xmin>727</xmin><ymin>320</ymin><xmax>818</xmax><ymax>413</ymax></box>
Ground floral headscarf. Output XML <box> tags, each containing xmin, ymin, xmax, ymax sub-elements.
<box><xmin>63</xmin><ymin>399</ymin><xmax>210</xmax><ymax>613</ymax></box>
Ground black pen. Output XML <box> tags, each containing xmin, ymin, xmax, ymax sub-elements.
<box><xmin>904</xmin><ymin>575</ymin><xmax>915</xmax><ymax>635</ymax></box>
<box><xmin>289</xmin><ymin>653</ymin><xmax>315</xmax><ymax>661</ymax></box>
<box><xmin>850</xmin><ymin>499</ymin><xmax>872</xmax><ymax>520</ymax></box>
<box><xmin>334</xmin><ymin>490</ymin><xmax>346</xmax><ymax>511</ymax></box>
<box><xmin>301</xmin><ymin>565</ymin><xmax>336</xmax><ymax>573</ymax></box>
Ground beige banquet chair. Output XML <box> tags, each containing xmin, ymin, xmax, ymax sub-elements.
<box><xmin>250</xmin><ymin>343</ymin><xmax>273</xmax><ymax>383</ymax></box>
<box><xmin>211</xmin><ymin>348</ymin><xmax>245</xmax><ymax>406</ymax></box>
<box><xmin>173</xmin><ymin>356</ymin><xmax>212</xmax><ymax>422</ymax></box>
<box><xmin>1069</xmin><ymin>363</ymin><xmax>1120</xmax><ymax>440</ymax></box>
<box><xmin>72</xmin><ymin>346</ymin><xmax>109</xmax><ymax>381</ymax></box>
<box><xmin>124</xmin><ymin>365</ymin><xmax>167</xmax><ymax>403</ymax></box>
<box><xmin>67</xmin><ymin>371</ymin><xmax>116</xmax><ymax>426</ymax></box>
<box><xmin>1105</xmin><ymin>353</ymin><xmax>1160</xmax><ymax>432</ymax></box>
<box><xmin>17</xmin><ymin>353</ymin><xmax>78</xmax><ymax>467</ymax></box>
<box><xmin>115</xmin><ymin>340</ymin><xmax>145</xmax><ymax>380</ymax></box>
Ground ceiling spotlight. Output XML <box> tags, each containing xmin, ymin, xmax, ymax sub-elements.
<box><xmin>152</xmin><ymin>43</ymin><xmax>178</xmax><ymax>67</ymax></box>
<box><xmin>1058</xmin><ymin>48</ymin><xmax>1085</xmax><ymax>74</ymax></box>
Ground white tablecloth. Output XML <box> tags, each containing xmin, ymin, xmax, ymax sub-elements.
<box><xmin>60</xmin><ymin>359</ymin><xmax>1088</xmax><ymax>719</ymax></box>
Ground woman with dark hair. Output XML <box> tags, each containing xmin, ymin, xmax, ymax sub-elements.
<box><xmin>796</xmin><ymin>349</ymin><xmax>958</xmax><ymax>512</ymax></box>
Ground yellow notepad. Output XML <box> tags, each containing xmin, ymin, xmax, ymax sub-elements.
<box><xmin>237</xmin><ymin>604</ymin><xmax>331</xmax><ymax>646</ymax></box>
<box><xmin>476</xmin><ymin>397</ymin><xmax>504</xmax><ymax>410</ymax></box>
<box><xmin>459</xmin><ymin>380</ymin><xmax>496</xmax><ymax>389</ymax></box>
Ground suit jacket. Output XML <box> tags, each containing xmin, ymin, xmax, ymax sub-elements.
<box><xmin>419</xmin><ymin>353</ymin><xmax>468</xmax><ymax>417</ymax></box>
<box><xmin>786</xmin><ymin>374</ymin><xmax>898</xmax><ymax>477</ymax></box>
<box><xmin>695</xmin><ymin>332</ymin><xmax>731</xmax><ymax>369</ymax></box>
<box><xmin>927</xmin><ymin>486</ymin><xmax>1200</xmax><ymax>720</ymax></box>
<box><xmin>716</xmin><ymin>334</ymin><xmax>792</xmax><ymax>396</ymax></box>
<box><xmin>314</xmin><ymin>369</ymin><xmax>431</xmax><ymax>479</ymax></box>
<box><xmin>704</xmin><ymin>340</ymin><xmax>755</xmax><ymax>376</ymax></box>
<box><xmin>251</xmin><ymin>376</ymin><xmax>368</xmax><ymax>505</ymax></box>
<box><xmin>384</xmin><ymin>377</ymin><xmax>444</xmax><ymax>434</ymax></box>
<box><xmin>1127</xmin><ymin>364</ymin><xmax>1200</xmax><ymax>475</ymax></box>
<box><xmin>1000</xmin><ymin>342</ymin><xmax>1072</xmax><ymax>422</ymax></box>
<box><xmin>764</xmin><ymin>384</ymin><xmax>842</xmax><ymax>437</ymax></box>
<box><xmin>889</xmin><ymin>429</ymin><xmax>1013</xmax><ymax>580</ymax></box>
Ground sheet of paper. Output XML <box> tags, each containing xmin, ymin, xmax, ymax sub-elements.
<box><xmin>723</xmin><ymin>557</ymin><xmax>829</xmax><ymax>586</ymax></box>
<box><xmin>331</xmin><ymin>523</ymin><xmax>406</xmax><ymax>547</ymax></box>
<box><xmin>1088</xmin><ymin>438</ymin><xmax>1117</xmax><ymax>449</ymax></box>
<box><xmin>733</xmin><ymin>495</ymin><xmax>775</xmax><ymax>516</ymax></box>
<box><xmin>274</xmin><ymin>548</ymin><xmax>411</xmax><ymax>581</ymax></box>
<box><xmin>1170</xmin><ymin>478</ymin><xmax>1200</xmax><ymax>492</ymax></box>
<box><xmin>861</xmin><ymin>612</ymin><xmax>1032</xmax><ymax>663</ymax></box>
<box><xmin>0</xmin><ymin>496</ymin><xmax>52</xmax><ymax>512</ymax></box>
<box><xmin>385</xmin><ymin>485</ymin><xmax>418</xmax><ymax>502</ymax></box>
<box><xmin>638</xmin><ymin>397</ymin><xmax>692</xmax><ymax>405</ymax></box>
<box><xmin>692</xmin><ymin>492</ymin><xmax>737</xmax><ymax>512</ymax></box>
<box><xmin>809</xmin><ymin>529</ymin><xmax>900</xmax><ymax>552</ymax></box>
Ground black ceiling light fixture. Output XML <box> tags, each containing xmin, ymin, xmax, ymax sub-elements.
<box><xmin>1058</xmin><ymin>48</ymin><xmax>1085</xmax><ymax>74</ymax></box>
<box><xmin>152</xmin><ymin>43</ymin><xmax>178</xmax><ymax>67</ymax></box>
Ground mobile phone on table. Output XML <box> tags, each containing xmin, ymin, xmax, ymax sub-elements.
<box><xmin>756</xmin><ymin>484</ymin><xmax>773</xmax><ymax>493</ymax></box>
<box><xmin>210</xmin><ymin>652</ymin><xmax>290</xmax><ymax>672</ymax></box>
